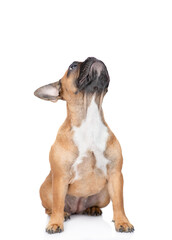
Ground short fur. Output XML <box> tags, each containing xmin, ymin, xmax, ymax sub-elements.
<box><xmin>34</xmin><ymin>57</ymin><xmax>134</xmax><ymax>234</ymax></box>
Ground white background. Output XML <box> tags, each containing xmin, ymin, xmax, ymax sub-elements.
<box><xmin>0</xmin><ymin>0</ymin><xmax>172</xmax><ymax>240</ymax></box>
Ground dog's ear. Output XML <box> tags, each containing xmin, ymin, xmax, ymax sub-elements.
<box><xmin>34</xmin><ymin>80</ymin><xmax>61</xmax><ymax>102</ymax></box>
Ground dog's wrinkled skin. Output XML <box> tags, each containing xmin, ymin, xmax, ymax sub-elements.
<box><xmin>34</xmin><ymin>57</ymin><xmax>134</xmax><ymax>234</ymax></box>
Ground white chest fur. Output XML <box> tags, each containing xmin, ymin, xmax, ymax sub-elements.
<box><xmin>72</xmin><ymin>97</ymin><xmax>109</xmax><ymax>181</ymax></box>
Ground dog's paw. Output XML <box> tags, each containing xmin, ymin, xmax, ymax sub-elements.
<box><xmin>83</xmin><ymin>206</ymin><xmax>102</xmax><ymax>216</ymax></box>
<box><xmin>46</xmin><ymin>223</ymin><xmax>64</xmax><ymax>234</ymax></box>
<box><xmin>114</xmin><ymin>220</ymin><xmax>134</xmax><ymax>233</ymax></box>
<box><xmin>64</xmin><ymin>212</ymin><xmax>71</xmax><ymax>221</ymax></box>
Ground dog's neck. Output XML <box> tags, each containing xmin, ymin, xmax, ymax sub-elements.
<box><xmin>66</xmin><ymin>93</ymin><xmax>105</xmax><ymax>127</ymax></box>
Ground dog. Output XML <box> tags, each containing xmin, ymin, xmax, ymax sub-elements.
<box><xmin>34</xmin><ymin>57</ymin><xmax>134</xmax><ymax>233</ymax></box>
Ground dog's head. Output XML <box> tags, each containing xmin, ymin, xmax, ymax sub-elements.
<box><xmin>34</xmin><ymin>57</ymin><xmax>110</xmax><ymax>103</ymax></box>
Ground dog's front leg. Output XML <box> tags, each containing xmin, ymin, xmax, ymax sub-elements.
<box><xmin>108</xmin><ymin>171</ymin><xmax>134</xmax><ymax>232</ymax></box>
<box><xmin>46</xmin><ymin>173</ymin><xmax>68</xmax><ymax>234</ymax></box>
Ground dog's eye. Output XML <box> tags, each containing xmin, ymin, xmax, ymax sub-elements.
<box><xmin>69</xmin><ymin>62</ymin><xmax>78</xmax><ymax>71</ymax></box>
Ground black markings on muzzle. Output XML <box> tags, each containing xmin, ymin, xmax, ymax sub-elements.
<box><xmin>76</xmin><ymin>57</ymin><xmax>110</xmax><ymax>94</ymax></box>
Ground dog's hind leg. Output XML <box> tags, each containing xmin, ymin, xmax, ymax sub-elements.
<box><xmin>40</xmin><ymin>172</ymin><xmax>71</xmax><ymax>222</ymax></box>
<box><xmin>40</xmin><ymin>172</ymin><xmax>53</xmax><ymax>212</ymax></box>
<box><xmin>83</xmin><ymin>185</ymin><xmax>110</xmax><ymax>216</ymax></box>
<box><xmin>83</xmin><ymin>206</ymin><xmax>102</xmax><ymax>216</ymax></box>
<box><xmin>45</xmin><ymin>208</ymin><xmax>52</xmax><ymax>216</ymax></box>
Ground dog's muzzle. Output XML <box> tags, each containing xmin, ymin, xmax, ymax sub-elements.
<box><xmin>76</xmin><ymin>57</ymin><xmax>110</xmax><ymax>93</ymax></box>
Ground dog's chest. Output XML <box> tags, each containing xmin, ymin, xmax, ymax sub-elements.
<box><xmin>72</xmin><ymin>98</ymin><xmax>109</xmax><ymax>181</ymax></box>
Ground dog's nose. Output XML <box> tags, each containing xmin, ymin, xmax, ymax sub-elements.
<box><xmin>77</xmin><ymin>57</ymin><xmax>109</xmax><ymax>93</ymax></box>
<box><xmin>86</xmin><ymin>57</ymin><xmax>97</xmax><ymax>63</ymax></box>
